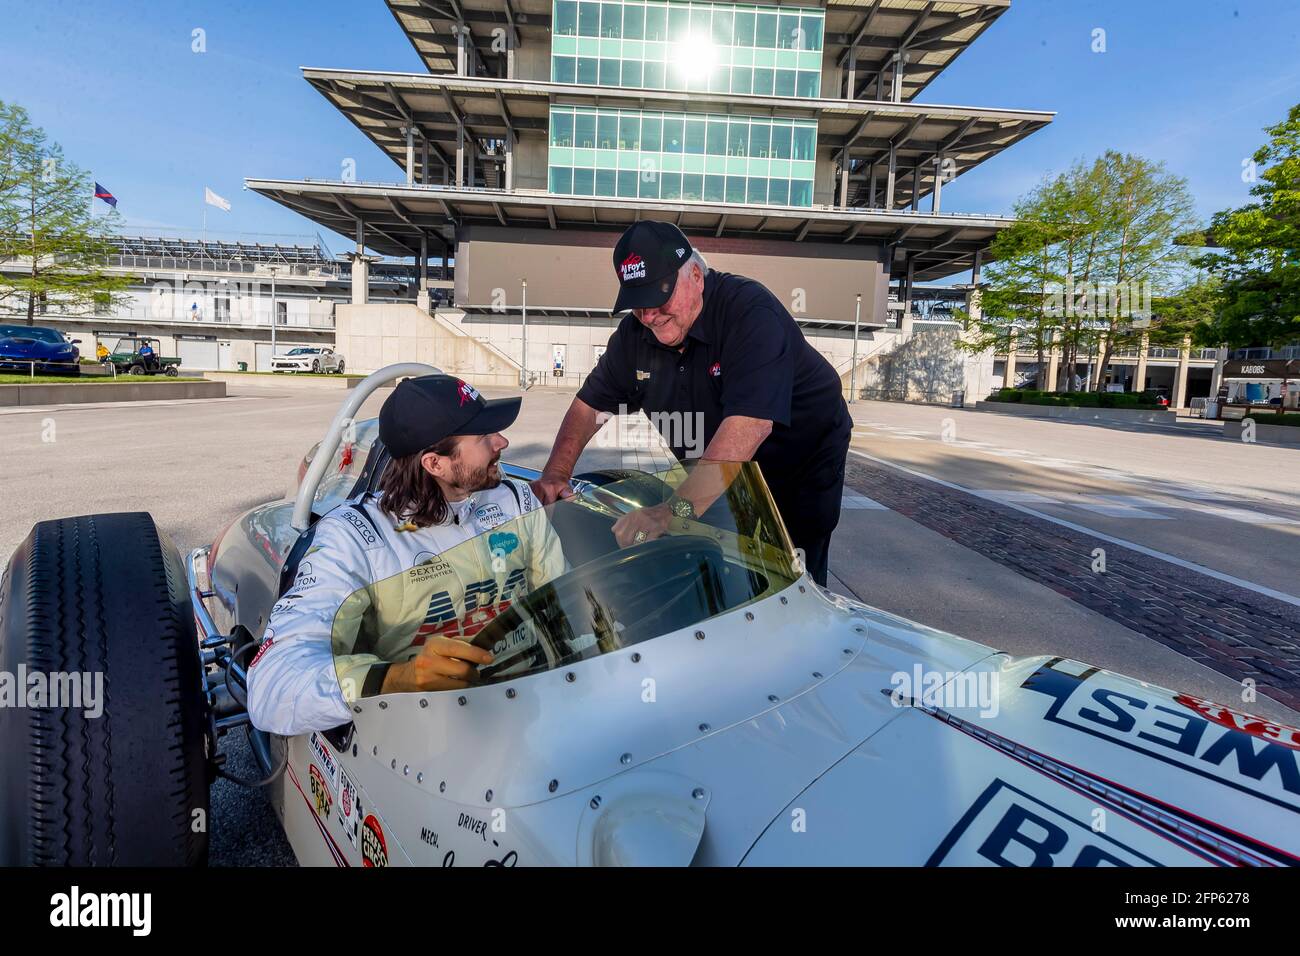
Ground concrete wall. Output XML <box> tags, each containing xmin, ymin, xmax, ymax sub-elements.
<box><xmin>0</xmin><ymin>380</ymin><xmax>225</xmax><ymax>406</ymax></box>
<box><xmin>975</xmin><ymin>401</ymin><xmax>1179</xmax><ymax>426</ymax></box>
<box><xmin>513</xmin><ymin>133</ymin><xmax>550</xmax><ymax>191</ymax></box>
<box><xmin>852</xmin><ymin>324</ymin><xmax>994</xmax><ymax>405</ymax></box>
<box><xmin>36</xmin><ymin>320</ymin><xmax>331</xmax><ymax>373</ymax></box>
<box><xmin>454</xmin><ymin>224</ymin><xmax>889</xmax><ymax>325</ymax></box>
<box><xmin>514</xmin><ymin>41</ymin><xmax>550</xmax><ymax>82</ymax></box>
<box><xmin>336</xmin><ymin>303</ymin><xmax>521</xmax><ymax>385</ymax></box>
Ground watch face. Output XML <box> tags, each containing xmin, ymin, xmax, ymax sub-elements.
<box><xmin>671</xmin><ymin>496</ymin><xmax>694</xmax><ymax>518</ymax></box>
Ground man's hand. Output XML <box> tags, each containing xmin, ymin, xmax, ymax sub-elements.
<box><xmin>531</xmin><ymin>473</ymin><xmax>574</xmax><ymax>506</ymax></box>
<box><xmin>380</xmin><ymin>636</ymin><xmax>495</xmax><ymax>694</ymax></box>
<box><xmin>612</xmin><ymin>502</ymin><xmax>674</xmax><ymax>548</ymax></box>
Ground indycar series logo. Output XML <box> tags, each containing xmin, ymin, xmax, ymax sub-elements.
<box><xmin>362</xmin><ymin>814</ymin><xmax>389</xmax><ymax>868</ymax></box>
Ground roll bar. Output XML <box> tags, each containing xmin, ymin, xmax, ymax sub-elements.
<box><xmin>291</xmin><ymin>362</ymin><xmax>441</xmax><ymax>531</ymax></box>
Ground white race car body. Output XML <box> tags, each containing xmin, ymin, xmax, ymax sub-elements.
<box><xmin>192</xmin><ymin>366</ymin><xmax>1300</xmax><ymax>868</ymax></box>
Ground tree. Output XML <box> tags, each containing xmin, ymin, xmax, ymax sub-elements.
<box><xmin>1194</xmin><ymin>103</ymin><xmax>1300</xmax><ymax>348</ymax></box>
<box><xmin>957</xmin><ymin>151</ymin><xmax>1198</xmax><ymax>391</ymax></box>
<box><xmin>0</xmin><ymin>100</ymin><xmax>132</xmax><ymax>324</ymax></box>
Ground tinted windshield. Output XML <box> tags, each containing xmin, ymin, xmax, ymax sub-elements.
<box><xmin>330</xmin><ymin>461</ymin><xmax>798</xmax><ymax>699</ymax></box>
<box><xmin>0</xmin><ymin>325</ymin><xmax>63</xmax><ymax>343</ymax></box>
<box><xmin>286</xmin><ymin>348</ymin><xmax>317</xmax><ymax>355</ymax></box>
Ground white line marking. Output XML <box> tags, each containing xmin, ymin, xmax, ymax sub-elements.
<box><xmin>848</xmin><ymin>449</ymin><xmax>1300</xmax><ymax>609</ymax></box>
<box><xmin>1073</xmin><ymin>503</ymin><xmax>1172</xmax><ymax>520</ymax></box>
<box><xmin>841</xmin><ymin>493</ymin><xmax>887</xmax><ymax>510</ymax></box>
<box><xmin>981</xmin><ymin>490</ymin><xmax>1058</xmax><ymax>504</ymax></box>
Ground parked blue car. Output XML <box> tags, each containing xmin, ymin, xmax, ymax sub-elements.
<box><xmin>0</xmin><ymin>324</ymin><xmax>81</xmax><ymax>376</ymax></box>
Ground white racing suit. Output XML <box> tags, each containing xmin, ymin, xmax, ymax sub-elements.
<box><xmin>246</xmin><ymin>478</ymin><xmax>565</xmax><ymax>736</ymax></box>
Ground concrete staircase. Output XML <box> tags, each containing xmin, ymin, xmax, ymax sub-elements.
<box><xmin>334</xmin><ymin>303</ymin><xmax>522</xmax><ymax>387</ymax></box>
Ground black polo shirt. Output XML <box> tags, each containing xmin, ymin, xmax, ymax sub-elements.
<box><xmin>578</xmin><ymin>269</ymin><xmax>850</xmax><ymax>499</ymax></box>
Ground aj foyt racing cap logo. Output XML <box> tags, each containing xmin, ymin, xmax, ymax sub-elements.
<box><xmin>611</xmin><ymin>220</ymin><xmax>695</xmax><ymax>314</ymax></box>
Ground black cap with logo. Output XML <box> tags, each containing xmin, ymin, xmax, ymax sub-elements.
<box><xmin>378</xmin><ymin>374</ymin><xmax>521</xmax><ymax>457</ymax></box>
<box><xmin>611</xmin><ymin>220</ymin><xmax>695</xmax><ymax>314</ymax></box>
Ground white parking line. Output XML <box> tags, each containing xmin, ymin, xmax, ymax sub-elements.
<box><xmin>849</xmin><ymin>448</ymin><xmax>1300</xmax><ymax>609</ymax></box>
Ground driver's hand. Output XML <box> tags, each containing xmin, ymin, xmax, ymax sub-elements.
<box><xmin>612</xmin><ymin>503</ymin><xmax>673</xmax><ymax>548</ymax></box>
<box><xmin>531</xmin><ymin>474</ymin><xmax>574</xmax><ymax>506</ymax></box>
<box><xmin>380</xmin><ymin>636</ymin><xmax>494</xmax><ymax>694</ymax></box>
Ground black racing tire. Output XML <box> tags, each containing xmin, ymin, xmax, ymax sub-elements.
<box><xmin>0</xmin><ymin>513</ymin><xmax>210</xmax><ymax>866</ymax></box>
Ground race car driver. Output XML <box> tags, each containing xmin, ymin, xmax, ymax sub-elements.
<box><xmin>246</xmin><ymin>374</ymin><xmax>566</xmax><ymax>737</ymax></box>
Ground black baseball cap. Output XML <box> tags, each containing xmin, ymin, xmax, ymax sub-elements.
<box><xmin>611</xmin><ymin>220</ymin><xmax>694</xmax><ymax>314</ymax></box>
<box><xmin>378</xmin><ymin>374</ymin><xmax>521</xmax><ymax>457</ymax></box>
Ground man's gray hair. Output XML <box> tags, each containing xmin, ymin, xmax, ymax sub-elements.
<box><xmin>681</xmin><ymin>248</ymin><xmax>709</xmax><ymax>278</ymax></box>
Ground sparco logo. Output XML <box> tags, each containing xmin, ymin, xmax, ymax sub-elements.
<box><xmin>620</xmin><ymin>253</ymin><xmax>646</xmax><ymax>281</ymax></box>
<box><xmin>362</xmin><ymin>814</ymin><xmax>389</xmax><ymax>867</ymax></box>
<box><xmin>342</xmin><ymin>510</ymin><xmax>377</xmax><ymax>545</ymax></box>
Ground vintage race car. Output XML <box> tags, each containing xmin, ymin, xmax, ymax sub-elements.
<box><xmin>1</xmin><ymin>362</ymin><xmax>1297</xmax><ymax>867</ymax></box>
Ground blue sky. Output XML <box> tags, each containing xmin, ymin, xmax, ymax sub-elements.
<box><xmin>2</xmin><ymin>0</ymin><xmax>1299</xmax><ymax>262</ymax></box>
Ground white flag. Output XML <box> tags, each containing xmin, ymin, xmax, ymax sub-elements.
<box><xmin>204</xmin><ymin>187</ymin><xmax>231</xmax><ymax>212</ymax></box>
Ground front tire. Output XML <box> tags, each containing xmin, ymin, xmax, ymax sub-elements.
<box><xmin>0</xmin><ymin>513</ymin><xmax>210</xmax><ymax>865</ymax></box>
<box><xmin>311</xmin><ymin>360</ymin><xmax>320</xmax><ymax>373</ymax></box>
<box><xmin>128</xmin><ymin>364</ymin><xmax>145</xmax><ymax>375</ymax></box>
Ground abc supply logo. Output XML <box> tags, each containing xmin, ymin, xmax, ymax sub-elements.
<box><xmin>620</xmin><ymin>253</ymin><xmax>646</xmax><ymax>282</ymax></box>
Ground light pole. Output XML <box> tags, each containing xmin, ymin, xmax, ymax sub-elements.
<box><xmin>849</xmin><ymin>293</ymin><xmax>861</xmax><ymax>403</ymax></box>
<box><xmin>268</xmin><ymin>265</ymin><xmax>279</xmax><ymax>367</ymax></box>
<box><xmin>520</xmin><ymin>278</ymin><xmax>528</xmax><ymax>388</ymax></box>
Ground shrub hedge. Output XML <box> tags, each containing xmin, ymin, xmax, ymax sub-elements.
<box><xmin>985</xmin><ymin>388</ymin><xmax>1164</xmax><ymax>409</ymax></box>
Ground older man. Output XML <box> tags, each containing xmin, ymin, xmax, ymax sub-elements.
<box><xmin>533</xmin><ymin>220</ymin><xmax>851</xmax><ymax>586</ymax></box>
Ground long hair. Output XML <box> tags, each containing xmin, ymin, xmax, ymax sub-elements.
<box><xmin>376</xmin><ymin>435</ymin><xmax>459</xmax><ymax>529</ymax></box>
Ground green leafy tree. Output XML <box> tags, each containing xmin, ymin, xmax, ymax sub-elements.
<box><xmin>958</xmin><ymin>152</ymin><xmax>1197</xmax><ymax>391</ymax></box>
<box><xmin>1194</xmin><ymin>103</ymin><xmax>1300</xmax><ymax>348</ymax></box>
<box><xmin>0</xmin><ymin>100</ymin><xmax>132</xmax><ymax>324</ymax></box>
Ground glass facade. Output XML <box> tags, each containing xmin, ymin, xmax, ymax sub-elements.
<box><xmin>552</xmin><ymin>0</ymin><xmax>825</xmax><ymax>98</ymax></box>
<box><xmin>548</xmin><ymin>105</ymin><xmax>817</xmax><ymax>206</ymax></box>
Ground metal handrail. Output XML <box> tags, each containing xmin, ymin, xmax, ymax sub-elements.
<box><xmin>291</xmin><ymin>362</ymin><xmax>441</xmax><ymax>531</ymax></box>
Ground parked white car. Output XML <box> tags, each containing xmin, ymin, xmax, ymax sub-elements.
<box><xmin>271</xmin><ymin>347</ymin><xmax>345</xmax><ymax>374</ymax></box>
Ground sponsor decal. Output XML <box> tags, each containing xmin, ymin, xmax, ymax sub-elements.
<box><xmin>519</xmin><ymin>482</ymin><xmax>537</xmax><ymax>513</ymax></box>
<box><xmin>456</xmin><ymin>379</ymin><xmax>480</xmax><ymax>406</ymax></box>
<box><xmin>336</xmin><ymin>768</ymin><xmax>361</xmax><ymax>848</ymax></box>
<box><xmin>488</xmin><ymin>531</ymin><xmax>519</xmax><ymax>557</ymax></box>
<box><xmin>620</xmin><ymin>253</ymin><xmax>646</xmax><ymax>282</ymax></box>
<box><xmin>1022</xmin><ymin>659</ymin><xmax>1300</xmax><ymax>811</ymax></box>
<box><xmin>362</xmin><ymin>814</ymin><xmax>389</xmax><ymax>868</ymax></box>
<box><xmin>309</xmin><ymin>732</ymin><xmax>340</xmax><ymax>793</ymax></box>
<box><xmin>414</xmin><ymin>570</ymin><xmax>527</xmax><ymax>644</ymax></box>
<box><xmin>248</xmin><ymin>638</ymin><xmax>274</xmax><ymax>669</ymax></box>
<box><xmin>472</xmin><ymin>502</ymin><xmax>507</xmax><ymax>530</ymax></box>
<box><xmin>309</xmin><ymin>764</ymin><xmax>333</xmax><ymax>818</ymax></box>
<box><xmin>928</xmin><ymin>778</ymin><xmax>1160</xmax><ymax>867</ymax></box>
<box><xmin>294</xmin><ymin>561</ymin><xmax>318</xmax><ymax>589</ymax></box>
<box><xmin>1175</xmin><ymin>694</ymin><xmax>1300</xmax><ymax>751</ymax></box>
<box><xmin>341</xmin><ymin>509</ymin><xmax>380</xmax><ymax>548</ymax></box>
<box><xmin>709</xmin><ymin>362</ymin><xmax>722</xmax><ymax>377</ymax></box>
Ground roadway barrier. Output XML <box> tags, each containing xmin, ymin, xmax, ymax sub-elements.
<box><xmin>0</xmin><ymin>380</ymin><xmax>226</xmax><ymax>406</ymax></box>
<box><xmin>973</xmin><ymin>401</ymin><xmax>1178</xmax><ymax>425</ymax></box>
